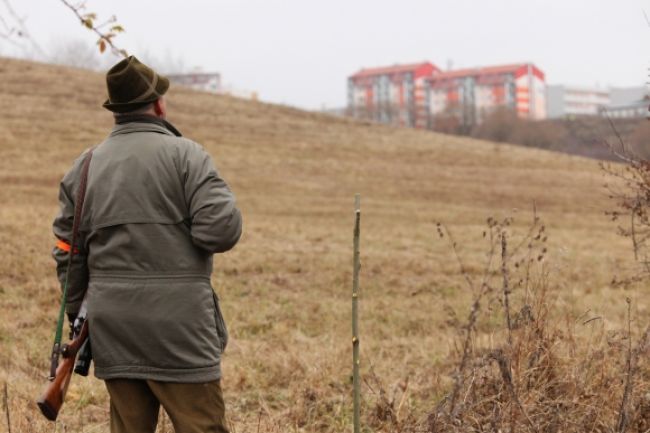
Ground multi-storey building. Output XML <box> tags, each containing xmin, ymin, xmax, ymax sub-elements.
<box><xmin>428</xmin><ymin>63</ymin><xmax>546</xmax><ymax>128</ymax></box>
<box><xmin>347</xmin><ymin>62</ymin><xmax>440</xmax><ymax>128</ymax></box>
<box><xmin>546</xmin><ymin>85</ymin><xmax>610</xmax><ymax>118</ymax></box>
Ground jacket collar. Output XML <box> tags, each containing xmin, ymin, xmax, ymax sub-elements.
<box><xmin>110</xmin><ymin>115</ymin><xmax>183</xmax><ymax>137</ymax></box>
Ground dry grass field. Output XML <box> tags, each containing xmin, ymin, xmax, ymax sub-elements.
<box><xmin>0</xmin><ymin>57</ymin><xmax>648</xmax><ymax>432</ymax></box>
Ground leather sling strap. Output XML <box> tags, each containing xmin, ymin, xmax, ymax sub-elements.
<box><xmin>49</xmin><ymin>148</ymin><xmax>94</xmax><ymax>380</ymax></box>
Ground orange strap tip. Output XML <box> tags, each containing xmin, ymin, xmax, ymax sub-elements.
<box><xmin>55</xmin><ymin>239</ymin><xmax>78</xmax><ymax>254</ymax></box>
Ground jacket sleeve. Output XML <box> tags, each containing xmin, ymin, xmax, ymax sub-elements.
<box><xmin>183</xmin><ymin>143</ymin><xmax>242</xmax><ymax>253</ymax></box>
<box><xmin>52</xmin><ymin>156</ymin><xmax>90</xmax><ymax>316</ymax></box>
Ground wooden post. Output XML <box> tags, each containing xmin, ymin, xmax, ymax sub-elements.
<box><xmin>3</xmin><ymin>382</ymin><xmax>11</xmax><ymax>433</ymax></box>
<box><xmin>352</xmin><ymin>194</ymin><xmax>361</xmax><ymax>433</ymax></box>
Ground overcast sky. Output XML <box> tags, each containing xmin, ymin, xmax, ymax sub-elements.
<box><xmin>2</xmin><ymin>0</ymin><xmax>648</xmax><ymax>109</ymax></box>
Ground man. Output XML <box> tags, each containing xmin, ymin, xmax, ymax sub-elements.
<box><xmin>52</xmin><ymin>56</ymin><xmax>242</xmax><ymax>433</ymax></box>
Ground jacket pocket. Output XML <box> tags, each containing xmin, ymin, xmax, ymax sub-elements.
<box><xmin>211</xmin><ymin>291</ymin><xmax>229</xmax><ymax>352</ymax></box>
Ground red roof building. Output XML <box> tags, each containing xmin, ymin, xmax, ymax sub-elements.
<box><xmin>347</xmin><ymin>62</ymin><xmax>440</xmax><ymax>128</ymax></box>
<box><xmin>428</xmin><ymin>63</ymin><xmax>546</xmax><ymax>128</ymax></box>
<box><xmin>347</xmin><ymin>61</ymin><xmax>547</xmax><ymax>130</ymax></box>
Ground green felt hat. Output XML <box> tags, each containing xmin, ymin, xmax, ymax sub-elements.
<box><xmin>103</xmin><ymin>56</ymin><xmax>169</xmax><ymax>113</ymax></box>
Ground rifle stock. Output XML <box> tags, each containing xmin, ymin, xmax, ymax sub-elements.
<box><xmin>37</xmin><ymin>320</ymin><xmax>88</xmax><ymax>421</ymax></box>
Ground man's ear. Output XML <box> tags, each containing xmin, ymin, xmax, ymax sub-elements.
<box><xmin>153</xmin><ymin>98</ymin><xmax>165</xmax><ymax>117</ymax></box>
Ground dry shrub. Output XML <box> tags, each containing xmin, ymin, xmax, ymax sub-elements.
<box><xmin>363</xmin><ymin>370</ymin><xmax>416</xmax><ymax>433</ymax></box>
<box><xmin>626</xmin><ymin>122</ymin><xmax>650</xmax><ymax>160</ymax></box>
<box><xmin>398</xmin><ymin>214</ymin><xmax>650</xmax><ymax>433</ymax></box>
<box><xmin>602</xmin><ymin>120</ymin><xmax>650</xmax><ymax>285</ymax></box>
<box><xmin>462</xmin><ymin>106</ymin><xmax>648</xmax><ymax>160</ymax></box>
<box><xmin>471</xmin><ymin>107</ymin><xmax>568</xmax><ymax>150</ymax></box>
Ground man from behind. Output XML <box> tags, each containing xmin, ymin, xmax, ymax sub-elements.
<box><xmin>52</xmin><ymin>56</ymin><xmax>242</xmax><ymax>433</ymax></box>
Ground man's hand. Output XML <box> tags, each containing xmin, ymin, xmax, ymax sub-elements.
<box><xmin>67</xmin><ymin>313</ymin><xmax>77</xmax><ymax>339</ymax></box>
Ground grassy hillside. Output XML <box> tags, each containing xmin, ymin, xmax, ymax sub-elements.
<box><xmin>0</xmin><ymin>57</ymin><xmax>645</xmax><ymax>432</ymax></box>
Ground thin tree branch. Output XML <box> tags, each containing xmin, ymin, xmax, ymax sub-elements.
<box><xmin>0</xmin><ymin>0</ymin><xmax>46</xmax><ymax>57</ymax></box>
<box><xmin>58</xmin><ymin>0</ymin><xmax>128</xmax><ymax>58</ymax></box>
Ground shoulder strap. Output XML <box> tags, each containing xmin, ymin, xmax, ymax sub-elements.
<box><xmin>69</xmin><ymin>149</ymin><xmax>94</xmax><ymax>256</ymax></box>
<box><xmin>49</xmin><ymin>148</ymin><xmax>94</xmax><ymax>380</ymax></box>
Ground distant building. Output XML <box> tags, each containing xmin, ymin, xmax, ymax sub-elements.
<box><xmin>428</xmin><ymin>63</ymin><xmax>546</xmax><ymax>128</ymax></box>
<box><xmin>546</xmin><ymin>85</ymin><xmax>610</xmax><ymax>118</ymax></box>
<box><xmin>347</xmin><ymin>62</ymin><xmax>440</xmax><ymax>128</ymax></box>
<box><xmin>167</xmin><ymin>72</ymin><xmax>222</xmax><ymax>93</ymax></box>
<box><xmin>546</xmin><ymin>85</ymin><xmax>647</xmax><ymax>119</ymax></box>
<box><xmin>600</xmin><ymin>96</ymin><xmax>648</xmax><ymax>119</ymax></box>
<box><xmin>610</xmin><ymin>86</ymin><xmax>647</xmax><ymax>106</ymax></box>
<box><xmin>602</xmin><ymin>87</ymin><xmax>648</xmax><ymax>119</ymax></box>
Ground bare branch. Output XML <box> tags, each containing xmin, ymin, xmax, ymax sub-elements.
<box><xmin>438</xmin><ymin>223</ymin><xmax>475</xmax><ymax>293</ymax></box>
<box><xmin>0</xmin><ymin>12</ymin><xmax>11</xmax><ymax>32</ymax></box>
<box><xmin>501</xmin><ymin>232</ymin><xmax>513</xmax><ymax>345</ymax></box>
<box><xmin>0</xmin><ymin>30</ymin><xmax>25</xmax><ymax>49</ymax></box>
<box><xmin>58</xmin><ymin>0</ymin><xmax>128</xmax><ymax>58</ymax></box>
<box><xmin>0</xmin><ymin>0</ymin><xmax>46</xmax><ymax>57</ymax></box>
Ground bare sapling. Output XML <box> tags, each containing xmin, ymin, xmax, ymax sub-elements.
<box><xmin>352</xmin><ymin>193</ymin><xmax>361</xmax><ymax>433</ymax></box>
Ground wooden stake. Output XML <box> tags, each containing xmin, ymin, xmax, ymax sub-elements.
<box><xmin>3</xmin><ymin>382</ymin><xmax>12</xmax><ymax>433</ymax></box>
<box><xmin>352</xmin><ymin>194</ymin><xmax>361</xmax><ymax>433</ymax></box>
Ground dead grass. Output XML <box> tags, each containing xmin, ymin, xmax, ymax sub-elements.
<box><xmin>0</xmin><ymin>57</ymin><xmax>646</xmax><ymax>432</ymax></box>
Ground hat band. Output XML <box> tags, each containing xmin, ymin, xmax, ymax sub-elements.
<box><xmin>130</xmin><ymin>70</ymin><xmax>160</xmax><ymax>103</ymax></box>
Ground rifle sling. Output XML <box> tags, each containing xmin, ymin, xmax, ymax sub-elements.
<box><xmin>49</xmin><ymin>148</ymin><xmax>94</xmax><ymax>380</ymax></box>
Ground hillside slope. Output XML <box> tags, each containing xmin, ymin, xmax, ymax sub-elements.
<box><xmin>0</xmin><ymin>57</ymin><xmax>639</xmax><ymax>432</ymax></box>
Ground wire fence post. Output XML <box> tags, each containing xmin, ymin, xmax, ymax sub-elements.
<box><xmin>352</xmin><ymin>193</ymin><xmax>361</xmax><ymax>433</ymax></box>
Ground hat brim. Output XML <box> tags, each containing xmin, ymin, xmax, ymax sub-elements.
<box><xmin>103</xmin><ymin>75</ymin><xmax>170</xmax><ymax>113</ymax></box>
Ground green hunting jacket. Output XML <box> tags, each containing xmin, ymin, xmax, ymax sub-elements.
<box><xmin>52</xmin><ymin>120</ymin><xmax>242</xmax><ymax>382</ymax></box>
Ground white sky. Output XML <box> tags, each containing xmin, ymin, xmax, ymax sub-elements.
<box><xmin>2</xmin><ymin>0</ymin><xmax>648</xmax><ymax>109</ymax></box>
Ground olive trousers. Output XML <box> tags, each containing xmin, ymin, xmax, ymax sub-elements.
<box><xmin>105</xmin><ymin>379</ymin><xmax>229</xmax><ymax>433</ymax></box>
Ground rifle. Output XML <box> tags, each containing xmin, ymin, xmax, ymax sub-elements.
<box><xmin>37</xmin><ymin>304</ymin><xmax>90</xmax><ymax>421</ymax></box>
<box><xmin>37</xmin><ymin>148</ymin><xmax>94</xmax><ymax>421</ymax></box>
